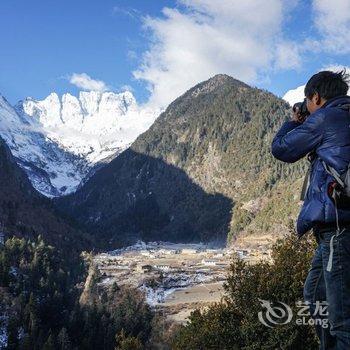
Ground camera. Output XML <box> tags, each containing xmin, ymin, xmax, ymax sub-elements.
<box><xmin>292</xmin><ymin>98</ymin><xmax>310</xmax><ymax>120</ymax></box>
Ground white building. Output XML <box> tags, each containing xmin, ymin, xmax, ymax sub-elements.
<box><xmin>182</xmin><ymin>248</ymin><xmax>198</xmax><ymax>254</ymax></box>
<box><xmin>206</xmin><ymin>249</ymin><xmax>221</xmax><ymax>254</ymax></box>
<box><xmin>154</xmin><ymin>264</ymin><xmax>171</xmax><ymax>272</ymax></box>
<box><xmin>201</xmin><ymin>259</ymin><xmax>217</xmax><ymax>266</ymax></box>
<box><xmin>159</xmin><ymin>249</ymin><xmax>180</xmax><ymax>255</ymax></box>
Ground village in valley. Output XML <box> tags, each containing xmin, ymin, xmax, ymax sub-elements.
<box><xmin>93</xmin><ymin>241</ymin><xmax>272</xmax><ymax>323</ymax></box>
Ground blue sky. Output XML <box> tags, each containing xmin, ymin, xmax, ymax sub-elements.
<box><xmin>1</xmin><ymin>0</ymin><xmax>349</xmax><ymax>107</ymax></box>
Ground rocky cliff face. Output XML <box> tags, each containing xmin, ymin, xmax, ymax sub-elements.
<box><xmin>57</xmin><ymin>74</ymin><xmax>308</xmax><ymax>248</ymax></box>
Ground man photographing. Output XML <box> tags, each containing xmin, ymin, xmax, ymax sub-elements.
<box><xmin>271</xmin><ymin>70</ymin><xmax>350</xmax><ymax>349</ymax></box>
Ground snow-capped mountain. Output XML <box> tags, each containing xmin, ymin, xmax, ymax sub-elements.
<box><xmin>0</xmin><ymin>91</ymin><xmax>158</xmax><ymax>197</ymax></box>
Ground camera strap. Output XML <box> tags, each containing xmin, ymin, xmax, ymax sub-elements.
<box><xmin>300</xmin><ymin>152</ymin><xmax>317</xmax><ymax>201</ymax></box>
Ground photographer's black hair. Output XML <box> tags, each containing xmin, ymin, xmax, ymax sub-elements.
<box><xmin>304</xmin><ymin>69</ymin><xmax>349</xmax><ymax>100</ymax></box>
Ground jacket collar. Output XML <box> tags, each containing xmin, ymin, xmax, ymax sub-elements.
<box><xmin>321</xmin><ymin>95</ymin><xmax>350</xmax><ymax>109</ymax></box>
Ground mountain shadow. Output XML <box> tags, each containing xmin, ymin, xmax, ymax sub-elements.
<box><xmin>0</xmin><ymin>137</ymin><xmax>94</xmax><ymax>252</ymax></box>
<box><xmin>57</xmin><ymin>148</ymin><xmax>233</xmax><ymax>249</ymax></box>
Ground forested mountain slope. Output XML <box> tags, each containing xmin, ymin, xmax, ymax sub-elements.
<box><xmin>0</xmin><ymin>137</ymin><xmax>93</xmax><ymax>252</ymax></box>
<box><xmin>58</xmin><ymin>74</ymin><xmax>308</xmax><ymax>248</ymax></box>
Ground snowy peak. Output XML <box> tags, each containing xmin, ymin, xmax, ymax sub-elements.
<box><xmin>1</xmin><ymin>94</ymin><xmax>35</xmax><ymax>132</ymax></box>
<box><xmin>21</xmin><ymin>90</ymin><xmax>140</xmax><ymax>137</ymax></box>
<box><xmin>0</xmin><ymin>94</ymin><xmax>12</xmax><ymax>111</ymax></box>
<box><xmin>19</xmin><ymin>93</ymin><xmax>62</xmax><ymax>128</ymax></box>
<box><xmin>18</xmin><ymin>90</ymin><xmax>159</xmax><ymax>164</ymax></box>
<box><xmin>0</xmin><ymin>90</ymin><xmax>159</xmax><ymax>197</ymax></box>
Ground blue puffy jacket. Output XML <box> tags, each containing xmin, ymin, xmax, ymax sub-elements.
<box><xmin>271</xmin><ymin>95</ymin><xmax>350</xmax><ymax>236</ymax></box>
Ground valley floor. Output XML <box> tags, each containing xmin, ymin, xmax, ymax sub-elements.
<box><xmin>94</xmin><ymin>240</ymin><xmax>272</xmax><ymax>324</ymax></box>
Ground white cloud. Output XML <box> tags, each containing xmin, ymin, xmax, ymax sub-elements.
<box><xmin>69</xmin><ymin>73</ymin><xmax>108</xmax><ymax>92</ymax></box>
<box><xmin>312</xmin><ymin>0</ymin><xmax>350</xmax><ymax>53</ymax></box>
<box><xmin>283</xmin><ymin>85</ymin><xmax>305</xmax><ymax>106</ymax></box>
<box><xmin>133</xmin><ymin>0</ymin><xmax>301</xmax><ymax>109</ymax></box>
<box><xmin>275</xmin><ymin>41</ymin><xmax>302</xmax><ymax>70</ymax></box>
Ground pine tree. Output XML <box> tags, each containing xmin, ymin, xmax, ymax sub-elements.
<box><xmin>57</xmin><ymin>327</ymin><xmax>72</xmax><ymax>350</ymax></box>
<box><xmin>115</xmin><ymin>329</ymin><xmax>143</xmax><ymax>350</ymax></box>
<box><xmin>6</xmin><ymin>315</ymin><xmax>19</xmax><ymax>350</ymax></box>
<box><xmin>42</xmin><ymin>332</ymin><xmax>56</xmax><ymax>350</ymax></box>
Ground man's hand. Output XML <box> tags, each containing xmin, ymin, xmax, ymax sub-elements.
<box><xmin>291</xmin><ymin>106</ymin><xmax>307</xmax><ymax>124</ymax></box>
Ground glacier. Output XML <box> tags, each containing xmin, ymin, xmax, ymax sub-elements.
<box><xmin>0</xmin><ymin>91</ymin><xmax>158</xmax><ymax>197</ymax></box>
